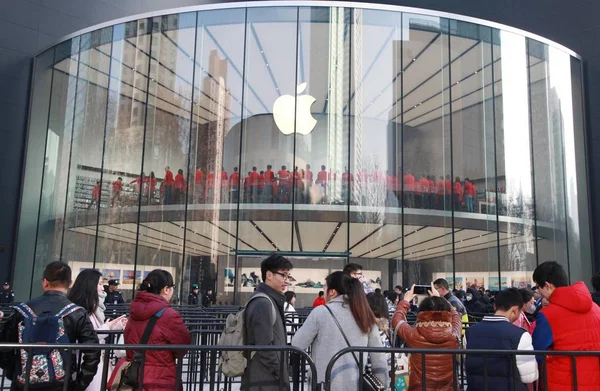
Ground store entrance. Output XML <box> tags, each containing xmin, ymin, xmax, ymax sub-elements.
<box><xmin>235</xmin><ymin>255</ymin><xmax>348</xmax><ymax>308</ymax></box>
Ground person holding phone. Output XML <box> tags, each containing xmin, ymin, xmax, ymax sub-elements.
<box><xmin>392</xmin><ymin>283</ymin><xmax>462</xmax><ymax>391</ymax></box>
<box><xmin>68</xmin><ymin>269</ymin><xmax>127</xmax><ymax>390</ymax></box>
<box><xmin>343</xmin><ymin>263</ymin><xmax>374</xmax><ymax>294</ymax></box>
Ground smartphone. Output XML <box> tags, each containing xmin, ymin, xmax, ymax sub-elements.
<box><xmin>413</xmin><ymin>285</ymin><xmax>430</xmax><ymax>295</ymax></box>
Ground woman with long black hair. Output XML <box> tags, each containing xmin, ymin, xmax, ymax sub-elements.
<box><xmin>68</xmin><ymin>269</ymin><xmax>127</xmax><ymax>390</ymax></box>
<box><xmin>292</xmin><ymin>271</ymin><xmax>388</xmax><ymax>390</ymax></box>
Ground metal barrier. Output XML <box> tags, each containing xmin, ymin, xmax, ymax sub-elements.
<box><xmin>325</xmin><ymin>346</ymin><xmax>600</xmax><ymax>391</ymax></box>
<box><xmin>2</xmin><ymin>341</ymin><xmax>600</xmax><ymax>390</ymax></box>
<box><xmin>0</xmin><ymin>343</ymin><xmax>318</xmax><ymax>391</ymax></box>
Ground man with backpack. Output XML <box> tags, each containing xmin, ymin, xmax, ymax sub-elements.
<box><xmin>241</xmin><ymin>254</ymin><xmax>293</xmax><ymax>390</ymax></box>
<box><xmin>0</xmin><ymin>261</ymin><xmax>100</xmax><ymax>390</ymax></box>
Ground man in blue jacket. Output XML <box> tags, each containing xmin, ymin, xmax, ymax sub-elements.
<box><xmin>465</xmin><ymin>288</ymin><xmax>538</xmax><ymax>391</ymax></box>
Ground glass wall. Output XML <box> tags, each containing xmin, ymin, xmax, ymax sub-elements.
<box><xmin>15</xmin><ymin>4</ymin><xmax>591</xmax><ymax>302</ymax></box>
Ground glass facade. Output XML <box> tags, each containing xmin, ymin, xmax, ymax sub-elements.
<box><xmin>14</xmin><ymin>4</ymin><xmax>592</xmax><ymax>306</ymax></box>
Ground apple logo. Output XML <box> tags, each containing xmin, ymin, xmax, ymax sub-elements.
<box><xmin>273</xmin><ymin>82</ymin><xmax>317</xmax><ymax>135</ymax></box>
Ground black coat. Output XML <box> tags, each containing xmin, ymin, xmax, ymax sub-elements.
<box><xmin>0</xmin><ymin>291</ymin><xmax>100</xmax><ymax>390</ymax></box>
<box><xmin>241</xmin><ymin>283</ymin><xmax>289</xmax><ymax>390</ymax></box>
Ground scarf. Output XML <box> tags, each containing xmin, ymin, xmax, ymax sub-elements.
<box><xmin>96</xmin><ymin>290</ymin><xmax>107</xmax><ymax>324</ymax></box>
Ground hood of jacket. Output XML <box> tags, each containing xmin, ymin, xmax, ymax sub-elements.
<box><xmin>467</xmin><ymin>287</ymin><xmax>481</xmax><ymax>299</ymax></box>
<box><xmin>550</xmin><ymin>281</ymin><xmax>593</xmax><ymax>314</ymax></box>
<box><xmin>130</xmin><ymin>291</ymin><xmax>170</xmax><ymax>321</ymax></box>
<box><xmin>415</xmin><ymin>310</ymin><xmax>455</xmax><ymax>344</ymax></box>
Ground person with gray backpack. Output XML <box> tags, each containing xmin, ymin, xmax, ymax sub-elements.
<box><xmin>219</xmin><ymin>254</ymin><xmax>293</xmax><ymax>390</ymax></box>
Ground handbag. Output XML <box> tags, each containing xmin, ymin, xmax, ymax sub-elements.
<box><xmin>119</xmin><ymin>308</ymin><xmax>166</xmax><ymax>389</ymax></box>
<box><xmin>324</xmin><ymin>305</ymin><xmax>385</xmax><ymax>391</ymax></box>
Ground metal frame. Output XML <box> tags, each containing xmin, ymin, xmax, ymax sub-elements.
<box><xmin>36</xmin><ymin>1</ymin><xmax>581</xmax><ymax>60</ymax></box>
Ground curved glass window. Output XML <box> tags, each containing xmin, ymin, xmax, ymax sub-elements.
<box><xmin>14</xmin><ymin>4</ymin><xmax>591</xmax><ymax>304</ymax></box>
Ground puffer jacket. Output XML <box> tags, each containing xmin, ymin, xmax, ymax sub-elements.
<box><xmin>392</xmin><ymin>300</ymin><xmax>461</xmax><ymax>391</ymax></box>
<box><xmin>124</xmin><ymin>292</ymin><xmax>191</xmax><ymax>390</ymax></box>
<box><xmin>532</xmin><ymin>281</ymin><xmax>600</xmax><ymax>391</ymax></box>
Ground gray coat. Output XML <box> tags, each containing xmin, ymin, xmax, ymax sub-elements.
<box><xmin>241</xmin><ymin>283</ymin><xmax>290</xmax><ymax>390</ymax></box>
<box><xmin>292</xmin><ymin>296</ymin><xmax>389</xmax><ymax>390</ymax></box>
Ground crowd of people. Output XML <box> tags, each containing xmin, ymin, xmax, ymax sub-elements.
<box><xmin>95</xmin><ymin>163</ymin><xmax>492</xmax><ymax>213</ymax></box>
<box><xmin>0</xmin><ymin>259</ymin><xmax>599</xmax><ymax>390</ymax></box>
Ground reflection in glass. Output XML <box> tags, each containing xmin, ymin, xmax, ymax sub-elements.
<box><xmin>14</xmin><ymin>6</ymin><xmax>591</xmax><ymax>302</ymax></box>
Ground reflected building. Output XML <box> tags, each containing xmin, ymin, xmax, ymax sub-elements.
<box><xmin>13</xmin><ymin>4</ymin><xmax>592</xmax><ymax>306</ymax></box>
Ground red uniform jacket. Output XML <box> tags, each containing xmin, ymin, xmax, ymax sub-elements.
<box><xmin>124</xmin><ymin>292</ymin><xmax>191</xmax><ymax>390</ymax></box>
<box><xmin>229</xmin><ymin>172</ymin><xmax>239</xmax><ymax>189</ymax></box>
<box><xmin>194</xmin><ymin>170</ymin><xmax>204</xmax><ymax>185</ymax></box>
<box><xmin>174</xmin><ymin>173</ymin><xmax>186</xmax><ymax>190</ymax></box>
<box><xmin>164</xmin><ymin>170</ymin><xmax>175</xmax><ymax>186</ymax></box>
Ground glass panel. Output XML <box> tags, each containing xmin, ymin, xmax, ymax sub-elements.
<box><xmin>237</xmin><ymin>7</ymin><xmax>299</xmax><ymax>252</ymax></box>
<box><xmin>527</xmin><ymin>40</ymin><xmax>569</xmax><ymax>273</ymax></box>
<box><xmin>237</xmin><ymin>255</ymin><xmax>346</xmax><ymax>306</ymax></box>
<box><xmin>95</xmin><ymin>20</ymin><xmax>152</xmax><ymax>300</ymax></box>
<box><xmin>564</xmin><ymin>56</ymin><xmax>592</xmax><ymax>282</ymax></box>
<box><xmin>135</xmin><ymin>13</ymin><xmax>197</xmax><ymax>303</ymax></box>
<box><xmin>400</xmin><ymin>13</ymin><xmax>453</xmax><ymax>288</ymax></box>
<box><xmin>62</xmin><ymin>28</ymin><xmax>113</xmax><ymax>280</ymax></box>
<box><xmin>346</xmin><ymin>9</ymin><xmax>401</xmax><ymax>289</ymax></box>
<box><xmin>495</xmin><ymin>31</ymin><xmax>536</xmax><ymax>283</ymax></box>
<box><xmin>290</xmin><ymin>7</ymin><xmax>351</xmax><ymax>257</ymax></box>
<box><xmin>32</xmin><ymin>38</ymin><xmax>80</xmax><ymax>297</ymax></box>
<box><xmin>451</xmin><ymin>22</ymin><xmax>500</xmax><ymax>293</ymax></box>
<box><xmin>189</xmin><ymin>9</ymin><xmax>246</xmax><ymax>305</ymax></box>
<box><xmin>14</xmin><ymin>48</ymin><xmax>56</xmax><ymax>300</ymax></box>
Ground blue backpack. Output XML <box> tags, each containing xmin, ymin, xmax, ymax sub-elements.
<box><xmin>14</xmin><ymin>302</ymin><xmax>82</xmax><ymax>386</ymax></box>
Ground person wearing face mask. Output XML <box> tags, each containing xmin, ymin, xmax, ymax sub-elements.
<box><xmin>465</xmin><ymin>287</ymin><xmax>488</xmax><ymax>316</ymax></box>
<box><xmin>465</xmin><ymin>288</ymin><xmax>538</xmax><ymax>391</ymax></box>
<box><xmin>513</xmin><ymin>288</ymin><xmax>536</xmax><ymax>334</ymax></box>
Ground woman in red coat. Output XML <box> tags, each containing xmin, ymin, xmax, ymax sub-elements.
<box><xmin>124</xmin><ymin>270</ymin><xmax>190</xmax><ymax>390</ymax></box>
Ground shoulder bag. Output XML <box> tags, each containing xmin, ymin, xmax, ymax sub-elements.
<box><xmin>324</xmin><ymin>305</ymin><xmax>385</xmax><ymax>391</ymax></box>
<box><xmin>119</xmin><ymin>308</ymin><xmax>166</xmax><ymax>389</ymax></box>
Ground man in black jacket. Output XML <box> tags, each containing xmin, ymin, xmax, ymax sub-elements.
<box><xmin>242</xmin><ymin>254</ymin><xmax>293</xmax><ymax>390</ymax></box>
<box><xmin>0</xmin><ymin>261</ymin><xmax>100</xmax><ymax>390</ymax></box>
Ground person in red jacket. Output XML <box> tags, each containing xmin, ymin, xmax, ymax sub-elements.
<box><xmin>453</xmin><ymin>177</ymin><xmax>463</xmax><ymax>211</ymax></box>
<box><xmin>419</xmin><ymin>174</ymin><xmax>430</xmax><ymax>209</ymax></box>
<box><xmin>437</xmin><ymin>176</ymin><xmax>446</xmax><ymax>210</ymax></box>
<box><xmin>263</xmin><ymin>165</ymin><xmax>275</xmax><ymax>203</ymax></box>
<box><xmin>205</xmin><ymin>169</ymin><xmax>216</xmax><ymax>203</ymax></box>
<box><xmin>88</xmin><ymin>180</ymin><xmax>101</xmax><ymax>210</ymax></box>
<box><xmin>532</xmin><ymin>261</ymin><xmax>600</xmax><ymax>391</ymax></box>
<box><xmin>304</xmin><ymin>164</ymin><xmax>314</xmax><ymax>204</ymax></box>
<box><xmin>277</xmin><ymin>165</ymin><xmax>291</xmax><ymax>203</ymax></box>
<box><xmin>445</xmin><ymin>175</ymin><xmax>452</xmax><ymax>210</ymax></box>
<box><xmin>229</xmin><ymin>167</ymin><xmax>240</xmax><ymax>203</ymax></box>
<box><xmin>174</xmin><ymin>169</ymin><xmax>186</xmax><ymax>204</ymax></box>
<box><xmin>111</xmin><ymin>177</ymin><xmax>123</xmax><ymax>207</ymax></box>
<box><xmin>146</xmin><ymin>171</ymin><xmax>158</xmax><ymax>205</ymax></box>
<box><xmin>428</xmin><ymin>175</ymin><xmax>436</xmax><ymax>210</ymax></box>
<box><xmin>163</xmin><ymin>167</ymin><xmax>175</xmax><ymax>205</ymax></box>
<box><xmin>119</xmin><ymin>270</ymin><xmax>190</xmax><ymax>390</ymax></box>
<box><xmin>404</xmin><ymin>171</ymin><xmax>415</xmax><ymax>208</ymax></box>
<box><xmin>464</xmin><ymin>178</ymin><xmax>474</xmax><ymax>212</ymax></box>
<box><xmin>194</xmin><ymin>166</ymin><xmax>204</xmax><ymax>204</ymax></box>
<box><xmin>316</xmin><ymin>165</ymin><xmax>328</xmax><ymax>204</ymax></box>
<box><xmin>312</xmin><ymin>291</ymin><xmax>326</xmax><ymax>307</ymax></box>
<box><xmin>248</xmin><ymin>166</ymin><xmax>260</xmax><ymax>203</ymax></box>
